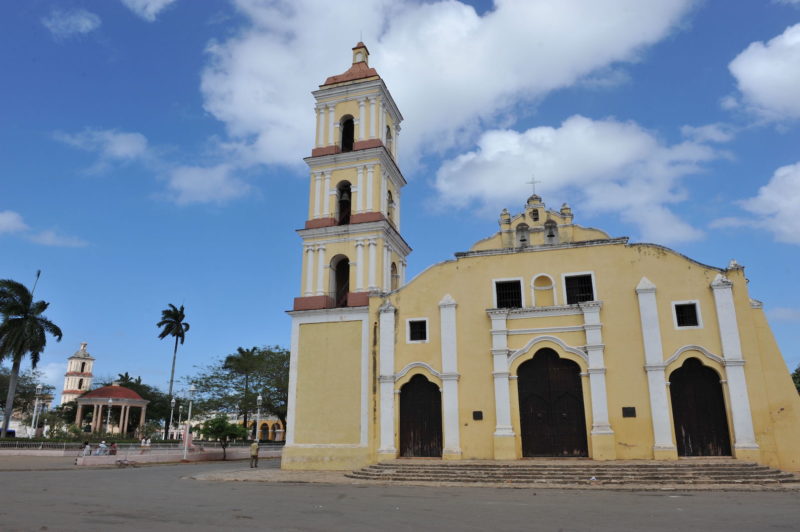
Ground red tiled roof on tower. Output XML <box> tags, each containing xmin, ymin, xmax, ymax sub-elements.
<box><xmin>81</xmin><ymin>384</ymin><xmax>144</xmax><ymax>400</ymax></box>
<box><xmin>322</xmin><ymin>42</ymin><xmax>379</xmax><ymax>86</ymax></box>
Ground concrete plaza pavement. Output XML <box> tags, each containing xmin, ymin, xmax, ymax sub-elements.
<box><xmin>0</xmin><ymin>457</ymin><xmax>798</xmax><ymax>531</ymax></box>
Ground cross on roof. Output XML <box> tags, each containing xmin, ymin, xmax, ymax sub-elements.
<box><xmin>526</xmin><ymin>175</ymin><xmax>542</xmax><ymax>195</ymax></box>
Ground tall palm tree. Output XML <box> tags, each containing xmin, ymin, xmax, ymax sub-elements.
<box><xmin>223</xmin><ymin>346</ymin><xmax>261</xmax><ymax>433</ymax></box>
<box><xmin>0</xmin><ymin>279</ymin><xmax>62</xmax><ymax>438</ymax></box>
<box><xmin>157</xmin><ymin>303</ymin><xmax>189</xmax><ymax>439</ymax></box>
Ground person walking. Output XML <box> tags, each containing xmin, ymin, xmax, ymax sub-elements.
<box><xmin>249</xmin><ymin>441</ymin><xmax>259</xmax><ymax>468</ymax></box>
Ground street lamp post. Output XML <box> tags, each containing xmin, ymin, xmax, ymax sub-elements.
<box><xmin>169</xmin><ymin>396</ymin><xmax>176</xmax><ymax>440</ymax></box>
<box><xmin>183</xmin><ymin>385</ymin><xmax>196</xmax><ymax>460</ymax></box>
<box><xmin>30</xmin><ymin>384</ymin><xmax>42</xmax><ymax>438</ymax></box>
<box><xmin>105</xmin><ymin>398</ymin><xmax>113</xmax><ymax>434</ymax></box>
<box><xmin>256</xmin><ymin>394</ymin><xmax>262</xmax><ymax>442</ymax></box>
<box><xmin>177</xmin><ymin>404</ymin><xmax>183</xmax><ymax>439</ymax></box>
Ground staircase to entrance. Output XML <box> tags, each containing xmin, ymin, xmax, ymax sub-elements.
<box><xmin>347</xmin><ymin>459</ymin><xmax>800</xmax><ymax>489</ymax></box>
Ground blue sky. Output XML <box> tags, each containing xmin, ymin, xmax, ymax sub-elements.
<box><xmin>1</xmin><ymin>0</ymin><xmax>799</xmax><ymax>402</ymax></box>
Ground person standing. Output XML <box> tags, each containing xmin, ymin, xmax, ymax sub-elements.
<box><xmin>249</xmin><ymin>441</ymin><xmax>259</xmax><ymax>468</ymax></box>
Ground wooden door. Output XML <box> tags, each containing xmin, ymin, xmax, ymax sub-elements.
<box><xmin>518</xmin><ymin>349</ymin><xmax>588</xmax><ymax>457</ymax></box>
<box><xmin>399</xmin><ymin>374</ymin><xmax>443</xmax><ymax>457</ymax></box>
<box><xmin>670</xmin><ymin>358</ymin><xmax>731</xmax><ymax>456</ymax></box>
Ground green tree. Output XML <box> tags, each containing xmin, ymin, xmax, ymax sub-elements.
<box><xmin>223</xmin><ymin>347</ymin><xmax>261</xmax><ymax>430</ymax></box>
<box><xmin>0</xmin><ymin>367</ymin><xmax>55</xmax><ymax>416</ymax></box>
<box><xmin>0</xmin><ymin>278</ymin><xmax>63</xmax><ymax>437</ymax></box>
<box><xmin>156</xmin><ymin>303</ymin><xmax>190</xmax><ymax>439</ymax></box>
<box><xmin>197</xmin><ymin>415</ymin><xmax>247</xmax><ymax>459</ymax></box>
<box><xmin>792</xmin><ymin>363</ymin><xmax>800</xmax><ymax>394</ymax></box>
<box><xmin>189</xmin><ymin>345</ymin><xmax>289</xmax><ymax>434</ymax></box>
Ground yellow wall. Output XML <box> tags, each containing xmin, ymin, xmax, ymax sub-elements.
<box><xmin>294</xmin><ymin>321</ymin><xmax>362</xmax><ymax>445</ymax></box>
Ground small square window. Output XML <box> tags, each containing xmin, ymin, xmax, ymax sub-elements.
<box><xmin>495</xmin><ymin>280</ymin><xmax>522</xmax><ymax>308</ymax></box>
<box><xmin>472</xmin><ymin>411</ymin><xmax>483</xmax><ymax>421</ymax></box>
<box><xmin>565</xmin><ymin>274</ymin><xmax>594</xmax><ymax>304</ymax></box>
<box><xmin>675</xmin><ymin>303</ymin><xmax>699</xmax><ymax>327</ymax></box>
<box><xmin>408</xmin><ymin>320</ymin><xmax>427</xmax><ymax>342</ymax></box>
<box><xmin>622</xmin><ymin>407</ymin><xmax>636</xmax><ymax>418</ymax></box>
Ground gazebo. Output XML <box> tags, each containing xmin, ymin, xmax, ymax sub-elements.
<box><xmin>76</xmin><ymin>384</ymin><xmax>149</xmax><ymax>435</ymax></box>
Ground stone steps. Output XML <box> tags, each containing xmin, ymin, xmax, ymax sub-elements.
<box><xmin>346</xmin><ymin>460</ymin><xmax>800</xmax><ymax>487</ymax></box>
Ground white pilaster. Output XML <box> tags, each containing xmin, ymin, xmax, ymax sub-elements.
<box><xmin>635</xmin><ymin>277</ymin><xmax>675</xmax><ymax>451</ymax></box>
<box><xmin>356</xmin><ymin>166</ymin><xmax>364</xmax><ymax>213</ymax></box>
<box><xmin>327</xmin><ymin>104</ymin><xmax>335</xmax><ymax>146</ymax></box>
<box><xmin>711</xmin><ymin>274</ymin><xmax>758</xmax><ymax>449</ymax></box>
<box><xmin>488</xmin><ymin>310</ymin><xmax>514</xmax><ymax>436</ymax></box>
<box><xmin>439</xmin><ymin>295</ymin><xmax>461</xmax><ymax>455</ymax></box>
<box><xmin>358</xmin><ymin>98</ymin><xmax>366</xmax><ymax>140</ymax></box>
<box><xmin>369</xmin><ymin>97</ymin><xmax>376</xmax><ymax>138</ymax></box>
<box><xmin>366</xmin><ymin>165</ymin><xmax>374</xmax><ymax>211</ymax></box>
<box><xmin>394</xmin><ymin>124</ymin><xmax>400</xmax><ymax>159</ymax></box>
<box><xmin>368</xmin><ymin>239</ymin><xmax>377</xmax><ymax>291</ymax></box>
<box><xmin>379</xmin><ymin>99</ymin><xmax>385</xmax><ymax>142</ymax></box>
<box><xmin>378</xmin><ymin>302</ymin><xmax>396</xmax><ymax>454</ymax></box>
<box><xmin>394</xmin><ymin>189</ymin><xmax>401</xmax><ymax>230</ymax></box>
<box><xmin>304</xmin><ymin>245</ymin><xmax>315</xmax><ymax>296</ymax></box>
<box><xmin>322</xmin><ymin>172</ymin><xmax>331</xmax><ymax>218</ymax></box>
<box><xmin>315</xmin><ymin>106</ymin><xmax>324</xmax><ymax>147</ymax></box>
<box><xmin>315</xmin><ymin>245</ymin><xmax>327</xmax><ymax>297</ymax></box>
<box><xmin>582</xmin><ymin>302</ymin><xmax>613</xmax><ymax>435</ymax></box>
<box><xmin>383</xmin><ymin>244</ymin><xmax>391</xmax><ymax>291</ymax></box>
<box><xmin>355</xmin><ymin>240</ymin><xmax>365</xmax><ymax>290</ymax></box>
<box><xmin>381</xmin><ymin>171</ymin><xmax>387</xmax><ymax>216</ymax></box>
<box><xmin>313</xmin><ymin>172</ymin><xmax>322</xmax><ymax>218</ymax></box>
<box><xmin>400</xmin><ymin>259</ymin><xmax>406</xmax><ymax>287</ymax></box>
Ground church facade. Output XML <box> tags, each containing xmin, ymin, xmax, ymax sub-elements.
<box><xmin>282</xmin><ymin>44</ymin><xmax>800</xmax><ymax>472</ymax></box>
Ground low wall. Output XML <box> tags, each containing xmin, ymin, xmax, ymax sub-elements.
<box><xmin>0</xmin><ymin>449</ymin><xmax>75</xmax><ymax>457</ymax></box>
<box><xmin>75</xmin><ymin>446</ymin><xmax>281</xmax><ymax>466</ymax></box>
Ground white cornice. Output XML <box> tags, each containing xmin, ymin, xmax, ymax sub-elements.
<box><xmin>312</xmin><ymin>78</ymin><xmax>403</xmax><ymax>123</ymax></box>
<box><xmin>297</xmin><ymin>220</ymin><xmax>412</xmax><ymax>255</ymax></box>
<box><xmin>305</xmin><ymin>147</ymin><xmax>407</xmax><ymax>188</ymax></box>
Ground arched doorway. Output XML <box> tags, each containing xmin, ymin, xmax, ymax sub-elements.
<box><xmin>669</xmin><ymin>357</ymin><xmax>731</xmax><ymax>456</ymax></box>
<box><xmin>399</xmin><ymin>374</ymin><xmax>442</xmax><ymax>457</ymax></box>
<box><xmin>518</xmin><ymin>348</ymin><xmax>587</xmax><ymax>457</ymax></box>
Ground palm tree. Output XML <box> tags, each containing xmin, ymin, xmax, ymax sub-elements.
<box><xmin>0</xmin><ymin>279</ymin><xmax>62</xmax><ymax>438</ymax></box>
<box><xmin>223</xmin><ymin>346</ymin><xmax>261</xmax><ymax>434</ymax></box>
<box><xmin>157</xmin><ymin>303</ymin><xmax>189</xmax><ymax>439</ymax></box>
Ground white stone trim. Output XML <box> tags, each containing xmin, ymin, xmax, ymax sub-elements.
<box><xmin>662</xmin><ymin>344</ymin><xmax>725</xmax><ymax>369</ymax></box>
<box><xmin>492</xmin><ymin>277</ymin><xmax>525</xmax><ymax>308</ymax></box>
<box><xmin>322</xmin><ymin>172</ymin><xmax>331</xmax><ymax>217</ymax></box>
<box><xmin>507</xmin><ymin>335</ymin><xmax>589</xmax><ymax>366</ymax></box>
<box><xmin>507</xmin><ymin>325</ymin><xmax>586</xmax><ymax>335</ymax></box>
<box><xmin>503</xmin><ymin>305</ymin><xmax>584</xmax><ymax>319</ymax></box>
<box><xmin>303</xmin><ymin>245</ymin><xmax>315</xmax><ymax>296</ymax></box>
<box><xmin>531</xmin><ymin>273</ymin><xmax>558</xmax><ymax>306</ymax></box>
<box><xmin>439</xmin><ymin>294</ymin><xmax>460</xmax><ymax>455</ymax></box>
<box><xmin>378</xmin><ymin>302</ymin><xmax>396</xmax><ymax>454</ymax></box>
<box><xmin>405</xmin><ymin>317</ymin><xmax>429</xmax><ymax>344</ymax></box>
<box><xmin>711</xmin><ymin>274</ymin><xmax>758</xmax><ymax>449</ymax></box>
<box><xmin>355</xmin><ymin>239</ymin><xmax>365</xmax><ymax>291</ymax></box>
<box><xmin>635</xmin><ymin>277</ymin><xmax>676</xmax><ymax>452</ymax></box>
<box><xmin>561</xmin><ymin>270</ymin><xmax>597</xmax><ymax>305</ymax></box>
<box><xmin>671</xmin><ymin>300</ymin><xmax>704</xmax><ymax>330</ymax></box>
<box><xmin>356</xmin><ymin>166</ymin><xmax>364</xmax><ymax>213</ymax></box>
<box><xmin>315</xmin><ymin>245</ymin><xmax>327</xmax><ymax>297</ymax></box>
<box><xmin>395</xmin><ymin>361</ymin><xmax>444</xmax><ymax>382</ymax></box>
<box><xmin>368</xmin><ymin>239</ymin><xmax>377</xmax><ymax>291</ymax></box>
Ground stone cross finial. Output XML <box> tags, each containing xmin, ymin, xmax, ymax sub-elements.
<box><xmin>526</xmin><ymin>175</ymin><xmax>541</xmax><ymax>195</ymax></box>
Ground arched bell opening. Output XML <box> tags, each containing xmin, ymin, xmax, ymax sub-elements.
<box><xmin>399</xmin><ymin>374</ymin><xmax>442</xmax><ymax>457</ymax></box>
<box><xmin>669</xmin><ymin>357</ymin><xmax>732</xmax><ymax>457</ymax></box>
<box><xmin>544</xmin><ymin>220</ymin><xmax>559</xmax><ymax>245</ymax></box>
<box><xmin>330</xmin><ymin>255</ymin><xmax>350</xmax><ymax>308</ymax></box>
<box><xmin>336</xmin><ymin>181</ymin><xmax>351</xmax><ymax>225</ymax></box>
<box><xmin>516</xmin><ymin>223</ymin><xmax>530</xmax><ymax>247</ymax></box>
<box><xmin>390</xmin><ymin>262</ymin><xmax>399</xmax><ymax>291</ymax></box>
<box><xmin>517</xmin><ymin>348</ymin><xmax>588</xmax><ymax>457</ymax></box>
<box><xmin>341</xmin><ymin>115</ymin><xmax>354</xmax><ymax>152</ymax></box>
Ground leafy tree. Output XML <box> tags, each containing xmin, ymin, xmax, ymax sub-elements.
<box><xmin>0</xmin><ymin>278</ymin><xmax>63</xmax><ymax>437</ymax></box>
<box><xmin>197</xmin><ymin>415</ymin><xmax>247</xmax><ymax>459</ymax></box>
<box><xmin>188</xmin><ymin>345</ymin><xmax>289</xmax><ymax>433</ymax></box>
<box><xmin>792</xmin><ymin>363</ymin><xmax>800</xmax><ymax>395</ymax></box>
<box><xmin>0</xmin><ymin>367</ymin><xmax>55</xmax><ymax>416</ymax></box>
<box><xmin>156</xmin><ymin>303</ymin><xmax>190</xmax><ymax>439</ymax></box>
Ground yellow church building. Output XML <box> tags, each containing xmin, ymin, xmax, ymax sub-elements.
<box><xmin>281</xmin><ymin>43</ymin><xmax>800</xmax><ymax>472</ymax></box>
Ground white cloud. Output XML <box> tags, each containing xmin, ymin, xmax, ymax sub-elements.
<box><xmin>714</xmin><ymin>162</ymin><xmax>800</xmax><ymax>245</ymax></box>
<box><xmin>41</xmin><ymin>8</ymin><xmax>101</xmax><ymax>40</ymax></box>
<box><xmin>434</xmin><ymin>115</ymin><xmax>718</xmax><ymax>244</ymax></box>
<box><xmin>0</xmin><ymin>210</ymin><xmax>29</xmax><ymax>234</ymax></box>
<box><xmin>680</xmin><ymin>123</ymin><xmax>735</xmax><ymax>143</ymax></box>
<box><xmin>0</xmin><ymin>211</ymin><xmax>88</xmax><ymax>247</ymax></box>
<box><xmin>774</xmin><ymin>0</ymin><xmax>800</xmax><ymax>6</ymax></box>
<box><xmin>200</xmin><ymin>0</ymin><xmax>694</xmax><ymax>168</ymax></box>
<box><xmin>120</xmin><ymin>0</ymin><xmax>178</xmax><ymax>22</ymax></box>
<box><xmin>727</xmin><ymin>24</ymin><xmax>800</xmax><ymax>121</ymax></box>
<box><xmin>28</xmin><ymin>230</ymin><xmax>89</xmax><ymax>248</ymax></box>
<box><xmin>166</xmin><ymin>164</ymin><xmax>250</xmax><ymax>205</ymax></box>
<box><xmin>54</xmin><ymin>128</ymin><xmax>150</xmax><ymax>174</ymax></box>
<box><xmin>769</xmin><ymin>307</ymin><xmax>800</xmax><ymax>322</ymax></box>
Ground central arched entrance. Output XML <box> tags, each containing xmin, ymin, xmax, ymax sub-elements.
<box><xmin>518</xmin><ymin>348</ymin><xmax>588</xmax><ymax>457</ymax></box>
<box><xmin>399</xmin><ymin>374</ymin><xmax>442</xmax><ymax>457</ymax></box>
<box><xmin>669</xmin><ymin>357</ymin><xmax>731</xmax><ymax>456</ymax></box>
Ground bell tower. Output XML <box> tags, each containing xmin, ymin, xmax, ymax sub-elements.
<box><xmin>293</xmin><ymin>42</ymin><xmax>411</xmax><ymax>311</ymax></box>
<box><xmin>61</xmin><ymin>342</ymin><xmax>94</xmax><ymax>405</ymax></box>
